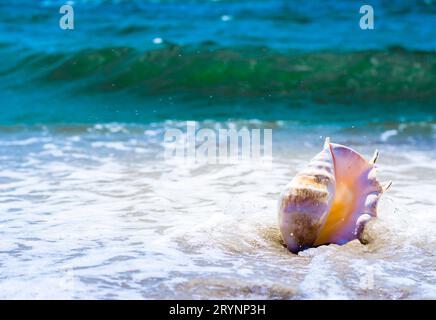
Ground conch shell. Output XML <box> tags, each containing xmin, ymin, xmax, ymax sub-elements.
<box><xmin>278</xmin><ymin>138</ymin><xmax>391</xmax><ymax>253</ymax></box>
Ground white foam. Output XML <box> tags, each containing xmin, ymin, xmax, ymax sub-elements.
<box><xmin>0</xmin><ymin>122</ymin><xmax>434</xmax><ymax>299</ymax></box>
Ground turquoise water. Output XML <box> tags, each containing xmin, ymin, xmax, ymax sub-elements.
<box><xmin>0</xmin><ymin>0</ymin><xmax>435</xmax><ymax>124</ymax></box>
<box><xmin>0</xmin><ymin>1</ymin><xmax>435</xmax><ymax>299</ymax></box>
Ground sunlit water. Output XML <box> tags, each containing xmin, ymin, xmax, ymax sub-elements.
<box><xmin>0</xmin><ymin>121</ymin><xmax>435</xmax><ymax>299</ymax></box>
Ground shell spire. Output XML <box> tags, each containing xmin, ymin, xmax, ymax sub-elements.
<box><xmin>278</xmin><ymin>137</ymin><xmax>335</xmax><ymax>253</ymax></box>
<box><xmin>278</xmin><ymin>139</ymin><xmax>390</xmax><ymax>253</ymax></box>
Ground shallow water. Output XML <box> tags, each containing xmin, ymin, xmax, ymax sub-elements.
<box><xmin>0</xmin><ymin>0</ymin><xmax>435</xmax><ymax>299</ymax></box>
<box><xmin>1</xmin><ymin>121</ymin><xmax>435</xmax><ymax>299</ymax></box>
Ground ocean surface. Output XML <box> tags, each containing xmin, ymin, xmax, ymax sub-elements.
<box><xmin>0</xmin><ymin>0</ymin><xmax>435</xmax><ymax>299</ymax></box>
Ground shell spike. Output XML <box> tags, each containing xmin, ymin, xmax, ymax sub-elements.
<box><xmin>383</xmin><ymin>180</ymin><xmax>392</xmax><ymax>192</ymax></box>
<box><xmin>324</xmin><ymin>137</ymin><xmax>331</xmax><ymax>148</ymax></box>
<box><xmin>370</xmin><ymin>149</ymin><xmax>379</xmax><ymax>164</ymax></box>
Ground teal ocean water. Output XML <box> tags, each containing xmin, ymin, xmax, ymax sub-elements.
<box><xmin>0</xmin><ymin>1</ymin><xmax>435</xmax><ymax>299</ymax></box>
<box><xmin>0</xmin><ymin>0</ymin><xmax>435</xmax><ymax>124</ymax></box>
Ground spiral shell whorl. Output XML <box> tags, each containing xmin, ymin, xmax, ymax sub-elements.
<box><xmin>278</xmin><ymin>139</ymin><xmax>335</xmax><ymax>253</ymax></box>
<box><xmin>278</xmin><ymin>138</ymin><xmax>389</xmax><ymax>253</ymax></box>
